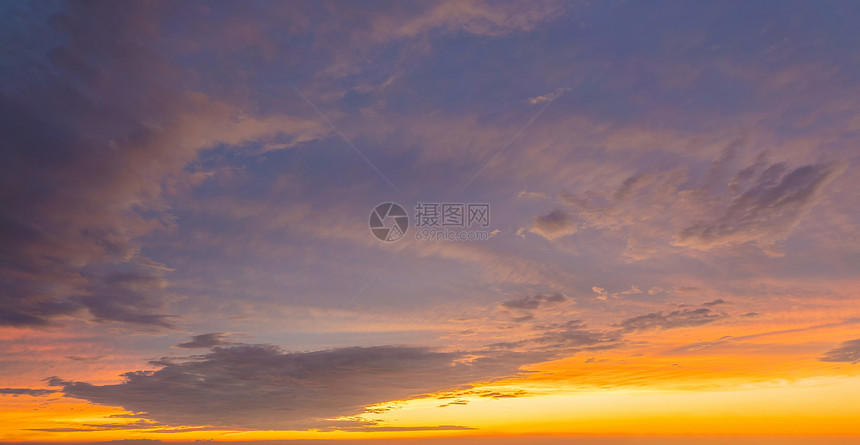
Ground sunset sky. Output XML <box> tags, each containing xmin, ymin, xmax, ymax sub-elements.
<box><xmin>2</xmin><ymin>1</ymin><xmax>860</xmax><ymax>443</ymax></box>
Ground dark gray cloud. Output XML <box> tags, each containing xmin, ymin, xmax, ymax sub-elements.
<box><xmin>175</xmin><ymin>333</ymin><xmax>229</xmax><ymax>349</ymax></box>
<box><xmin>530</xmin><ymin>320</ymin><xmax>619</xmax><ymax>349</ymax></box>
<box><xmin>528</xmin><ymin>210</ymin><xmax>577</xmax><ymax>240</ymax></box>
<box><xmin>0</xmin><ymin>387</ymin><xmax>56</xmax><ymax>396</ymax></box>
<box><xmin>612</xmin><ymin>173</ymin><xmax>652</xmax><ymax>201</ymax></box>
<box><xmin>820</xmin><ymin>339</ymin><xmax>860</xmax><ymax>364</ymax></box>
<box><xmin>678</xmin><ymin>162</ymin><xmax>841</xmax><ymax>249</ymax></box>
<box><xmin>488</xmin><ymin>320</ymin><xmax>620</xmax><ymax>351</ymax></box>
<box><xmin>616</xmin><ymin>308</ymin><xmax>726</xmax><ymax>332</ymax></box>
<box><xmin>500</xmin><ymin>292</ymin><xmax>568</xmax><ymax>310</ymax></box>
<box><xmin>0</xmin><ymin>2</ymin><xmax>185</xmax><ymax>327</ymax></box>
<box><xmin>48</xmin><ymin>343</ymin><xmax>534</xmax><ymax>430</ymax></box>
<box><xmin>71</xmin><ymin>268</ymin><xmax>175</xmax><ymax>328</ymax></box>
<box><xmin>702</xmin><ymin>299</ymin><xmax>727</xmax><ymax>307</ymax></box>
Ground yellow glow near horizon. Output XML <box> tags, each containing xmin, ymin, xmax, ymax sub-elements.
<box><xmin>4</xmin><ymin>372</ymin><xmax>860</xmax><ymax>442</ymax></box>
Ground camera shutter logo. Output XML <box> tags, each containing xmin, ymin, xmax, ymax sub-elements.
<box><xmin>369</xmin><ymin>202</ymin><xmax>409</xmax><ymax>242</ymax></box>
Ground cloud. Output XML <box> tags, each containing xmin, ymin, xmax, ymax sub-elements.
<box><xmin>702</xmin><ymin>299</ymin><xmax>727</xmax><ymax>307</ymax></box>
<box><xmin>528</xmin><ymin>209</ymin><xmax>577</xmax><ymax>240</ymax></box>
<box><xmin>438</xmin><ymin>399</ymin><xmax>469</xmax><ymax>408</ymax></box>
<box><xmin>367</xmin><ymin>0</ymin><xmax>569</xmax><ymax>42</ymax></box>
<box><xmin>530</xmin><ymin>320</ymin><xmax>619</xmax><ymax>348</ymax></box>
<box><xmin>677</xmin><ymin>162</ymin><xmax>842</xmax><ymax>250</ymax></box>
<box><xmin>0</xmin><ymin>2</ymin><xmax>328</xmax><ymax>328</ymax></box>
<box><xmin>48</xmin><ymin>314</ymin><xmax>628</xmax><ymax>431</ymax></box>
<box><xmin>67</xmin><ymin>355</ymin><xmax>105</xmax><ymax>362</ymax></box>
<box><xmin>71</xmin><ymin>266</ymin><xmax>176</xmax><ymax>328</ymax></box>
<box><xmin>489</xmin><ymin>320</ymin><xmax>620</xmax><ymax>351</ymax></box>
<box><xmin>527</xmin><ymin>87</ymin><xmax>571</xmax><ymax>105</ymax></box>
<box><xmin>48</xmin><ymin>343</ymin><xmax>536</xmax><ymax>430</ymax></box>
<box><xmin>313</xmin><ymin>0</ymin><xmax>571</xmax><ymax>79</ymax></box>
<box><xmin>499</xmin><ymin>292</ymin><xmax>570</xmax><ymax>323</ymax></box>
<box><xmin>0</xmin><ymin>388</ymin><xmax>56</xmax><ymax>396</ymax></box>
<box><xmin>820</xmin><ymin>339</ymin><xmax>860</xmax><ymax>364</ymax></box>
<box><xmin>500</xmin><ymin>292</ymin><xmax>568</xmax><ymax>310</ymax></box>
<box><xmin>433</xmin><ymin>388</ymin><xmax>529</xmax><ymax>408</ymax></box>
<box><xmin>590</xmin><ymin>285</ymin><xmax>643</xmax><ymax>301</ymax></box>
<box><xmin>174</xmin><ymin>333</ymin><xmax>229</xmax><ymax>349</ymax></box>
<box><xmin>545</xmin><ymin>148</ymin><xmax>849</xmax><ymax>262</ymax></box>
<box><xmin>44</xmin><ymin>295</ymin><xmax>751</xmax><ymax>431</ymax></box>
<box><xmin>616</xmin><ymin>308</ymin><xmax>726</xmax><ymax>332</ymax></box>
<box><xmin>592</xmin><ymin>287</ymin><xmax>608</xmax><ymax>301</ymax></box>
<box><xmin>27</xmin><ymin>420</ymin><xmax>159</xmax><ymax>432</ymax></box>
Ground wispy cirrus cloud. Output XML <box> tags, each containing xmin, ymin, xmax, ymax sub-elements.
<box><xmin>174</xmin><ymin>333</ymin><xmax>230</xmax><ymax>349</ymax></box>
<box><xmin>616</xmin><ymin>308</ymin><xmax>726</xmax><ymax>333</ymax></box>
<box><xmin>527</xmin><ymin>87</ymin><xmax>572</xmax><ymax>106</ymax></box>
<box><xmin>820</xmin><ymin>338</ymin><xmax>860</xmax><ymax>364</ymax></box>
<box><xmin>677</xmin><ymin>162</ymin><xmax>843</xmax><ymax>251</ymax></box>
<box><xmin>500</xmin><ymin>292</ymin><xmax>568</xmax><ymax>310</ymax></box>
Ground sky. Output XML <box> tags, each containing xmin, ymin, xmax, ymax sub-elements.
<box><xmin>1</xmin><ymin>0</ymin><xmax>860</xmax><ymax>443</ymax></box>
